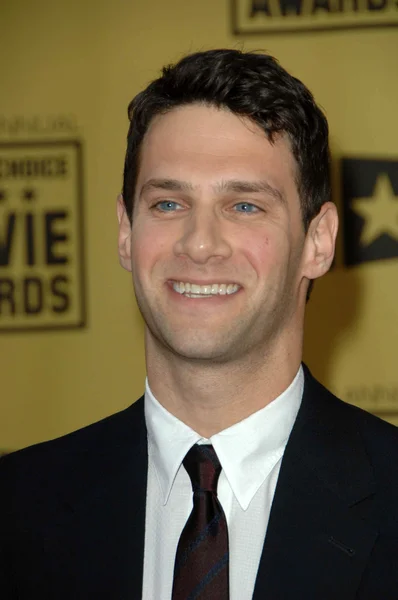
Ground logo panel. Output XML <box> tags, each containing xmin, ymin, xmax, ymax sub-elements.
<box><xmin>0</xmin><ymin>140</ymin><xmax>86</xmax><ymax>331</ymax></box>
<box><xmin>232</xmin><ymin>0</ymin><xmax>398</xmax><ymax>34</ymax></box>
<box><xmin>341</xmin><ymin>158</ymin><xmax>398</xmax><ymax>267</ymax></box>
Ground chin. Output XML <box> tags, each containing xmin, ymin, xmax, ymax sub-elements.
<box><xmin>163</xmin><ymin>337</ymin><xmax>235</xmax><ymax>363</ymax></box>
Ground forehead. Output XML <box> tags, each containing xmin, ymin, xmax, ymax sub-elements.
<box><xmin>137</xmin><ymin>104</ymin><xmax>298</xmax><ymax>194</ymax></box>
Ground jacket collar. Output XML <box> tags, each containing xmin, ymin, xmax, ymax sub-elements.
<box><xmin>253</xmin><ymin>366</ymin><xmax>378</xmax><ymax>600</ymax></box>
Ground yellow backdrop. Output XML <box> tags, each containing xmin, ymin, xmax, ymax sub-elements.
<box><xmin>1</xmin><ymin>0</ymin><xmax>397</xmax><ymax>450</ymax></box>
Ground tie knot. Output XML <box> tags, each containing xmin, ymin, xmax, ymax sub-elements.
<box><xmin>183</xmin><ymin>444</ymin><xmax>222</xmax><ymax>493</ymax></box>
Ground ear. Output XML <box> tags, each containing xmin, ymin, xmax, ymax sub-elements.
<box><xmin>116</xmin><ymin>194</ymin><xmax>132</xmax><ymax>272</ymax></box>
<box><xmin>302</xmin><ymin>202</ymin><xmax>338</xmax><ymax>281</ymax></box>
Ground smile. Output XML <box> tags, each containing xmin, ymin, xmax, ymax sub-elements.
<box><xmin>172</xmin><ymin>281</ymin><xmax>241</xmax><ymax>298</ymax></box>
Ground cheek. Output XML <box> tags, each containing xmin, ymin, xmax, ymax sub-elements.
<box><xmin>131</xmin><ymin>221</ymin><xmax>174</xmax><ymax>276</ymax></box>
<box><xmin>241</xmin><ymin>232</ymin><xmax>286</xmax><ymax>275</ymax></box>
<box><xmin>131</xmin><ymin>222</ymin><xmax>153</xmax><ymax>277</ymax></box>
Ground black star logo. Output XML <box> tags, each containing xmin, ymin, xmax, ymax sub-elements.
<box><xmin>0</xmin><ymin>189</ymin><xmax>6</xmax><ymax>202</ymax></box>
<box><xmin>22</xmin><ymin>188</ymin><xmax>36</xmax><ymax>202</ymax></box>
<box><xmin>352</xmin><ymin>173</ymin><xmax>398</xmax><ymax>245</ymax></box>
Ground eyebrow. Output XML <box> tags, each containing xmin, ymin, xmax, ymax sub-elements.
<box><xmin>139</xmin><ymin>177</ymin><xmax>286</xmax><ymax>205</ymax></box>
<box><xmin>214</xmin><ymin>179</ymin><xmax>286</xmax><ymax>205</ymax></box>
<box><xmin>139</xmin><ymin>178</ymin><xmax>196</xmax><ymax>197</ymax></box>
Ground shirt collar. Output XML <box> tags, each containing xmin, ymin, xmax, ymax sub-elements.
<box><xmin>145</xmin><ymin>365</ymin><xmax>304</xmax><ymax>510</ymax></box>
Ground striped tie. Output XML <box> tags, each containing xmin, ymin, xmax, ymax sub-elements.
<box><xmin>172</xmin><ymin>444</ymin><xmax>229</xmax><ymax>600</ymax></box>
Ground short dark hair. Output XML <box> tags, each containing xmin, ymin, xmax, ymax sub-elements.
<box><xmin>122</xmin><ymin>48</ymin><xmax>331</xmax><ymax>231</ymax></box>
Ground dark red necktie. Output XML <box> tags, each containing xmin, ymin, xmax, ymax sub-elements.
<box><xmin>172</xmin><ymin>444</ymin><xmax>229</xmax><ymax>600</ymax></box>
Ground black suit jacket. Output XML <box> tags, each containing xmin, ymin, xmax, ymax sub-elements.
<box><xmin>1</xmin><ymin>368</ymin><xmax>398</xmax><ymax>599</ymax></box>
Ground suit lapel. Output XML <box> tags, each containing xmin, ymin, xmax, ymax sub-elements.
<box><xmin>253</xmin><ymin>369</ymin><xmax>378</xmax><ymax>600</ymax></box>
<box><xmin>41</xmin><ymin>399</ymin><xmax>148</xmax><ymax>600</ymax></box>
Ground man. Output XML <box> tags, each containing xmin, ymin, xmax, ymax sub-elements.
<box><xmin>1</xmin><ymin>49</ymin><xmax>398</xmax><ymax>599</ymax></box>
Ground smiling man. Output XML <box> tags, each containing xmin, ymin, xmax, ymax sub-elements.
<box><xmin>118</xmin><ymin>99</ymin><xmax>334</xmax><ymax>435</ymax></box>
<box><xmin>1</xmin><ymin>49</ymin><xmax>398</xmax><ymax>600</ymax></box>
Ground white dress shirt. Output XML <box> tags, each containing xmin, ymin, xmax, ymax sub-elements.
<box><xmin>142</xmin><ymin>366</ymin><xmax>304</xmax><ymax>599</ymax></box>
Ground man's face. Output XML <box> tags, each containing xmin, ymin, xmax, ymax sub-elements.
<box><xmin>121</xmin><ymin>104</ymin><xmax>312</xmax><ymax>364</ymax></box>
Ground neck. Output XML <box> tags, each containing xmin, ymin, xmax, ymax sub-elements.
<box><xmin>146</xmin><ymin>333</ymin><xmax>303</xmax><ymax>438</ymax></box>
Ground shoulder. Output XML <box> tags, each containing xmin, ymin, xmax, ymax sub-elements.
<box><xmin>0</xmin><ymin>397</ymin><xmax>146</xmax><ymax>496</ymax></box>
<box><xmin>302</xmin><ymin>366</ymin><xmax>398</xmax><ymax>480</ymax></box>
<box><xmin>306</xmin><ymin>367</ymin><xmax>397</xmax><ymax>434</ymax></box>
<box><xmin>303</xmin><ymin>365</ymin><xmax>398</xmax><ymax>437</ymax></box>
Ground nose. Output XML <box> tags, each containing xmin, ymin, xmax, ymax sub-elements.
<box><xmin>173</xmin><ymin>208</ymin><xmax>232</xmax><ymax>264</ymax></box>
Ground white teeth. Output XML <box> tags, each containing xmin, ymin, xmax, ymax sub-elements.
<box><xmin>172</xmin><ymin>282</ymin><xmax>240</xmax><ymax>296</ymax></box>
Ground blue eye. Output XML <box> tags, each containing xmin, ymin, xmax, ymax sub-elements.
<box><xmin>156</xmin><ymin>200</ymin><xmax>181</xmax><ymax>212</ymax></box>
<box><xmin>234</xmin><ymin>202</ymin><xmax>258</xmax><ymax>213</ymax></box>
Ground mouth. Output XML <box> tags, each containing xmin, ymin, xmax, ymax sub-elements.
<box><xmin>171</xmin><ymin>281</ymin><xmax>241</xmax><ymax>299</ymax></box>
